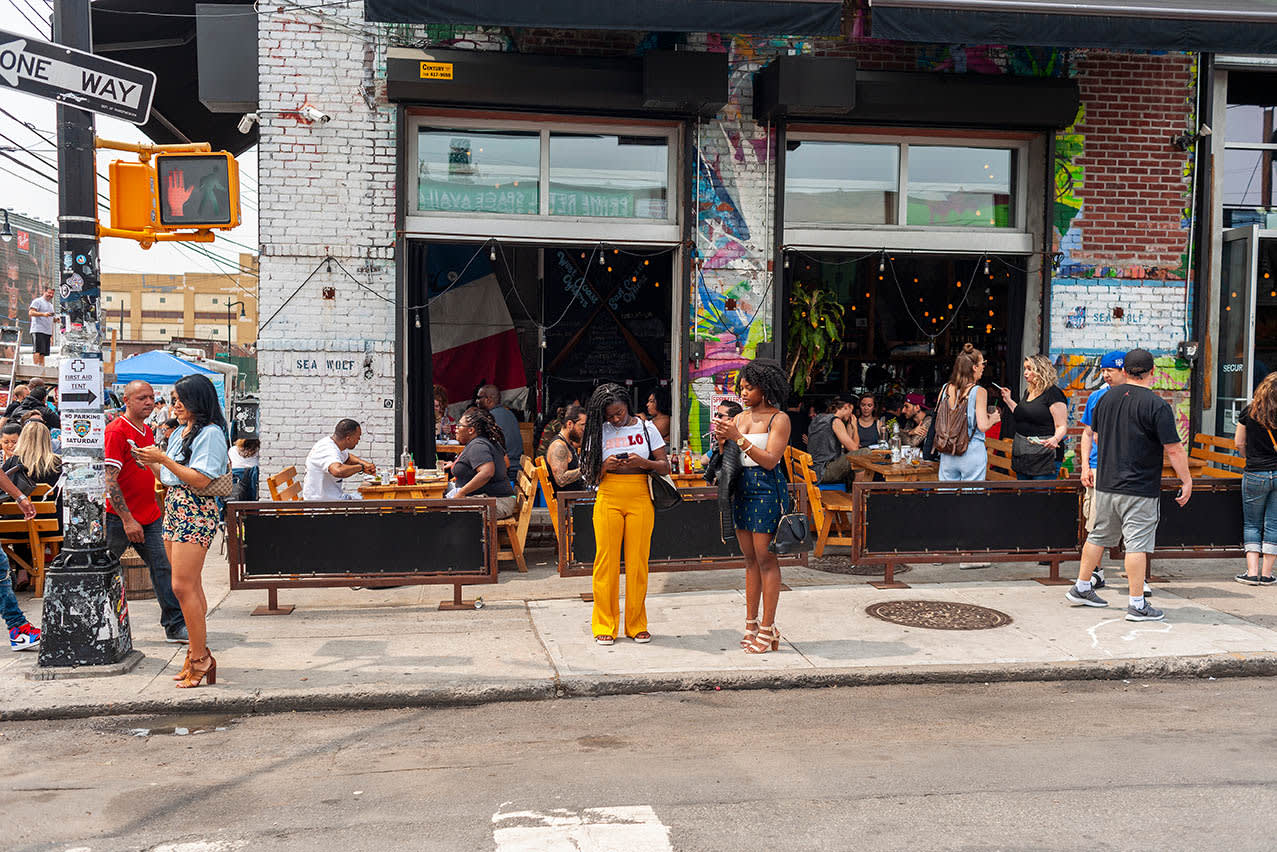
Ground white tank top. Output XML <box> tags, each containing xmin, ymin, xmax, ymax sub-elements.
<box><xmin>600</xmin><ymin>418</ymin><xmax>665</xmax><ymax>461</ymax></box>
<box><xmin>740</xmin><ymin>433</ymin><xmax>769</xmax><ymax>467</ymax></box>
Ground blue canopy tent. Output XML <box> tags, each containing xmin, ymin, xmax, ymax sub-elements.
<box><xmin>112</xmin><ymin>351</ymin><xmax>227</xmax><ymax>411</ymax></box>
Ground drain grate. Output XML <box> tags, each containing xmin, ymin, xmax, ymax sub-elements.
<box><xmin>809</xmin><ymin>556</ymin><xmax>911</xmax><ymax>577</ymax></box>
<box><xmin>865</xmin><ymin>600</ymin><xmax>1012</xmax><ymax>630</ymax></box>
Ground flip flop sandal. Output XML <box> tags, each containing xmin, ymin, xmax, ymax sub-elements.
<box><xmin>594</xmin><ymin>634</ymin><xmax>615</xmax><ymax>646</ymax></box>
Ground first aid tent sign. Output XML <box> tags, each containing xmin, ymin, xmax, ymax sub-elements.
<box><xmin>0</xmin><ymin>28</ymin><xmax>154</xmax><ymax>124</ymax></box>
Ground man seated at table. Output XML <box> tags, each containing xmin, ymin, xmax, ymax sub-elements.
<box><xmin>899</xmin><ymin>393</ymin><xmax>933</xmax><ymax>449</ymax></box>
<box><xmin>808</xmin><ymin>399</ymin><xmax>858</xmax><ymax>485</ymax></box>
<box><xmin>302</xmin><ymin>418</ymin><xmax>375</xmax><ymax>500</ymax></box>
<box><xmin>545</xmin><ymin>403</ymin><xmax>586</xmax><ymax>495</ymax></box>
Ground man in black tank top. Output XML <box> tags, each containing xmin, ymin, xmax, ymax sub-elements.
<box><xmin>547</xmin><ymin>404</ymin><xmax>586</xmax><ymax>494</ymax></box>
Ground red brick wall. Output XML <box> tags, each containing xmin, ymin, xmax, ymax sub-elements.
<box><xmin>1071</xmin><ymin>51</ymin><xmax>1194</xmax><ymax>267</ymax></box>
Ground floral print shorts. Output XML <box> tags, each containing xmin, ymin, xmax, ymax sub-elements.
<box><xmin>162</xmin><ymin>484</ymin><xmax>220</xmax><ymax>548</ymax></box>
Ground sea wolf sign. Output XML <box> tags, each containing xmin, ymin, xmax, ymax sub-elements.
<box><xmin>0</xmin><ymin>28</ymin><xmax>154</xmax><ymax>124</ymax></box>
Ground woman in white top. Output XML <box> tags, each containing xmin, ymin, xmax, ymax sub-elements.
<box><xmin>580</xmin><ymin>383</ymin><xmax>671</xmax><ymax>646</ymax></box>
<box><xmin>712</xmin><ymin>360</ymin><xmax>792</xmax><ymax>654</ymax></box>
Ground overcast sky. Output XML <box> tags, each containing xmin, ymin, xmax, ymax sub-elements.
<box><xmin>0</xmin><ymin>4</ymin><xmax>259</xmax><ymax>280</ymax></box>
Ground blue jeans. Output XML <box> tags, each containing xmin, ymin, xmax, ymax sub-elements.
<box><xmin>106</xmin><ymin>513</ymin><xmax>185</xmax><ymax>632</ymax></box>
<box><xmin>1242</xmin><ymin>470</ymin><xmax>1277</xmax><ymax>555</ymax></box>
<box><xmin>0</xmin><ymin>549</ymin><xmax>28</xmax><ymax>630</ymax></box>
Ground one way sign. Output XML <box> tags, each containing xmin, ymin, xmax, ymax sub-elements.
<box><xmin>0</xmin><ymin>28</ymin><xmax>154</xmax><ymax>124</ymax></box>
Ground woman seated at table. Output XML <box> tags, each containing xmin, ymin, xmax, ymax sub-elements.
<box><xmin>434</xmin><ymin>383</ymin><xmax>457</xmax><ymax>440</ymax></box>
<box><xmin>847</xmin><ymin>393</ymin><xmax>887</xmax><ymax>450</ymax></box>
<box><xmin>446</xmin><ymin>406</ymin><xmax>516</xmax><ymax>519</ymax></box>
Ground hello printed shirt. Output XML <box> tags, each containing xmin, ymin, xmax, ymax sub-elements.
<box><xmin>600</xmin><ymin>419</ymin><xmax>665</xmax><ymax>461</ymax></box>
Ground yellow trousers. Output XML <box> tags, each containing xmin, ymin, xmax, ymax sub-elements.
<box><xmin>591</xmin><ymin>473</ymin><xmax>654</xmax><ymax>638</ymax></box>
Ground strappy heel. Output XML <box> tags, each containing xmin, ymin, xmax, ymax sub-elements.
<box><xmin>172</xmin><ymin>650</ymin><xmax>191</xmax><ymax>681</ymax></box>
<box><xmin>740</xmin><ymin>617</ymin><xmax>760</xmax><ymax>648</ymax></box>
<box><xmin>176</xmin><ymin>651</ymin><xmax>216</xmax><ymax>688</ymax></box>
<box><xmin>744</xmin><ymin>623</ymin><xmax>780</xmax><ymax>654</ymax></box>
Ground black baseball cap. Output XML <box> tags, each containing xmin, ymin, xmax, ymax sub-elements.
<box><xmin>1124</xmin><ymin>348</ymin><xmax>1155</xmax><ymax>376</ymax></box>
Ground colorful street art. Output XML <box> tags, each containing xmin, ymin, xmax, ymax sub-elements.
<box><xmin>1055</xmin><ymin>353</ymin><xmax>1193</xmax><ymax>455</ymax></box>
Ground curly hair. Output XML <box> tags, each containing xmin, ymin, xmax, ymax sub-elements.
<box><xmin>1024</xmin><ymin>354</ymin><xmax>1058</xmax><ymax>399</ymax></box>
<box><xmin>459</xmin><ymin>406</ymin><xmax>506</xmax><ymax>452</ymax></box>
<box><xmin>581</xmin><ymin>383</ymin><xmax>631</xmax><ymax>488</ymax></box>
<box><xmin>1249</xmin><ymin>371</ymin><xmax>1277</xmax><ymax>431</ymax></box>
<box><xmin>737</xmin><ymin>359</ymin><xmax>789</xmax><ymax>408</ymax></box>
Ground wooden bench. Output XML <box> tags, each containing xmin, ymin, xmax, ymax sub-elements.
<box><xmin>790</xmin><ymin>449</ymin><xmax>855</xmax><ymax>557</ymax></box>
<box><xmin>0</xmin><ymin>484</ymin><xmax>61</xmax><ymax>597</ymax></box>
<box><xmin>985</xmin><ymin>436</ymin><xmax>1015</xmax><ymax>481</ymax></box>
<box><xmin>267</xmin><ymin>466</ymin><xmax>302</xmax><ymax>501</ymax></box>
<box><xmin>1190</xmin><ymin>432</ymin><xmax>1245</xmax><ymax>478</ymax></box>
<box><xmin>497</xmin><ymin>457</ymin><xmax>536</xmax><ymax>573</ymax></box>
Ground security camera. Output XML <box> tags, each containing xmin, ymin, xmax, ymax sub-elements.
<box><xmin>1199</xmin><ymin>123</ymin><xmax>1213</xmax><ymax>137</ymax></box>
<box><xmin>300</xmin><ymin>105</ymin><xmax>331</xmax><ymax>124</ymax></box>
<box><xmin>237</xmin><ymin>113</ymin><xmax>259</xmax><ymax>134</ymax></box>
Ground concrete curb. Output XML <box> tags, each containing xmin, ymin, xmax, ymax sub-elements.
<box><xmin>6</xmin><ymin>652</ymin><xmax>1277</xmax><ymax>722</ymax></box>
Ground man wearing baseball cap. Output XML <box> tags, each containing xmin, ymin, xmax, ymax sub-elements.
<box><xmin>1078</xmin><ymin>350</ymin><xmax>1148</xmax><ymax>596</ymax></box>
<box><xmin>899</xmin><ymin>393</ymin><xmax>933</xmax><ymax>449</ymax></box>
<box><xmin>1067</xmin><ymin>348</ymin><xmax>1192</xmax><ymax>621</ymax></box>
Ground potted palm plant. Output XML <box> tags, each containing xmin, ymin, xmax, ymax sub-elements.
<box><xmin>786</xmin><ymin>280</ymin><xmax>846</xmax><ymax>396</ymax></box>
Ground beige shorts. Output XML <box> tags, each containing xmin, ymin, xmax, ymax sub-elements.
<box><xmin>1083</xmin><ymin>484</ymin><xmax>1097</xmax><ymax>532</ymax></box>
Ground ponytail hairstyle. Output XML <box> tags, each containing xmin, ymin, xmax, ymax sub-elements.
<box><xmin>738</xmin><ymin>359</ymin><xmax>789</xmax><ymax>409</ymax></box>
<box><xmin>1249</xmin><ymin>371</ymin><xmax>1277</xmax><ymax>431</ymax></box>
<box><xmin>948</xmin><ymin>343</ymin><xmax>984</xmax><ymax>394</ymax></box>
<box><xmin>458</xmin><ymin>406</ymin><xmax>506</xmax><ymax>451</ymax></box>
<box><xmin>172</xmin><ymin>374</ymin><xmax>229</xmax><ymax>465</ymax></box>
<box><xmin>581</xmin><ymin>382</ymin><xmax>631</xmax><ymax>488</ymax></box>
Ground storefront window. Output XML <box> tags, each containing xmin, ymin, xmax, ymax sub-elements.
<box><xmin>907</xmin><ymin>146</ymin><xmax>1013</xmax><ymax>228</ymax></box>
<box><xmin>416</xmin><ymin>129</ymin><xmax>540</xmax><ymax>215</ymax></box>
<box><xmin>785</xmin><ymin>141</ymin><xmax>899</xmax><ymax>226</ymax></box>
<box><xmin>549</xmin><ymin>134</ymin><xmax>669</xmax><ymax>219</ymax></box>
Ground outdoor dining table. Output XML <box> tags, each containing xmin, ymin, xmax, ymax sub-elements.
<box><xmin>357</xmin><ymin>478</ymin><xmax>449</xmax><ymax>500</ymax></box>
<box><xmin>671</xmin><ymin>472</ymin><xmax>709</xmax><ymax>489</ymax></box>
<box><xmin>435</xmin><ymin>442</ymin><xmax>464</xmax><ymax>456</ymax></box>
<box><xmin>845</xmin><ymin>451</ymin><xmax>940</xmax><ymax>482</ymax></box>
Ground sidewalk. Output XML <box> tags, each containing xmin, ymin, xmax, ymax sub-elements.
<box><xmin>3</xmin><ymin>542</ymin><xmax>1276</xmax><ymax>720</ymax></box>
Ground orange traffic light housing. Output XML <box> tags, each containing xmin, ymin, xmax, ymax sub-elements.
<box><xmin>98</xmin><ymin>138</ymin><xmax>240</xmax><ymax>248</ymax></box>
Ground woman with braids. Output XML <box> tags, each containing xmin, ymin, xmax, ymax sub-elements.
<box><xmin>581</xmin><ymin>383</ymin><xmax>670</xmax><ymax>646</ymax></box>
<box><xmin>132</xmin><ymin>374</ymin><xmax>230</xmax><ymax>689</ymax></box>
<box><xmin>711</xmin><ymin>359</ymin><xmax>792</xmax><ymax>654</ymax></box>
<box><xmin>446</xmin><ymin>407</ymin><xmax>517</xmax><ymax>519</ymax></box>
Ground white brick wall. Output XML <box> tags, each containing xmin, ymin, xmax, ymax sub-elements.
<box><xmin>257</xmin><ymin>4</ymin><xmax>398</xmax><ymax>480</ymax></box>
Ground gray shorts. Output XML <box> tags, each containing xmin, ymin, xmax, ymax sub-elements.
<box><xmin>1087</xmin><ymin>490</ymin><xmax>1160</xmax><ymax>554</ymax></box>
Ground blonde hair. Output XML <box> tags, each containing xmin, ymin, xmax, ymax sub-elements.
<box><xmin>1024</xmin><ymin>354</ymin><xmax>1058</xmax><ymax>399</ymax></box>
<box><xmin>14</xmin><ymin>421</ymin><xmax>60</xmax><ymax>480</ymax></box>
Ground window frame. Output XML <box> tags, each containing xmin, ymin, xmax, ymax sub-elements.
<box><xmin>405</xmin><ymin>113</ymin><xmax>682</xmax><ymax>244</ymax></box>
<box><xmin>783</xmin><ymin>129</ymin><xmax>1033</xmax><ymax>254</ymax></box>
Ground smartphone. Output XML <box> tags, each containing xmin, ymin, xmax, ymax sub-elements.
<box><xmin>614</xmin><ymin>452</ymin><xmax>630</xmax><ymax>460</ymax></box>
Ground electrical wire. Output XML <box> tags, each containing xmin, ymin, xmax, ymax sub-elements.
<box><xmin>885</xmin><ymin>252</ymin><xmax>985</xmax><ymax>342</ymax></box>
<box><xmin>6</xmin><ymin>0</ymin><xmax>47</xmax><ymax>35</ymax></box>
<box><xmin>784</xmin><ymin>247</ymin><xmax>884</xmax><ymax>268</ymax></box>
<box><xmin>17</xmin><ymin>0</ymin><xmax>50</xmax><ymax>34</ymax></box>
<box><xmin>328</xmin><ymin>255</ymin><xmax>394</xmax><ymax>304</ymax></box>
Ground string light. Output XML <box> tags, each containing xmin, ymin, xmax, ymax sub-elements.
<box><xmin>879</xmin><ymin>255</ymin><xmax>885</xmax><ymax>273</ymax></box>
<box><xmin>984</xmin><ymin>258</ymin><xmax>990</xmax><ymax>276</ymax></box>
<box><xmin>599</xmin><ymin>252</ymin><xmax>605</xmax><ymax>266</ymax></box>
<box><xmin>784</xmin><ymin>256</ymin><xmax>790</xmax><ymax>269</ymax></box>
<box><xmin>414</xmin><ymin>312</ymin><xmax>421</xmax><ymax>328</ymax></box>
<box><xmin>489</xmin><ymin>244</ymin><xmax>497</xmax><ymax>262</ymax></box>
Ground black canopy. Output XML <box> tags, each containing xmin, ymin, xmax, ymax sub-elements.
<box><xmin>91</xmin><ymin>0</ymin><xmax>257</xmax><ymax>155</ymax></box>
<box><xmin>366</xmin><ymin>0</ymin><xmax>844</xmax><ymax>35</ymax></box>
<box><xmin>869</xmin><ymin>0</ymin><xmax>1277</xmax><ymax>53</ymax></box>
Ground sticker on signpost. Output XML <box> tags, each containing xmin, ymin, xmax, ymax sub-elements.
<box><xmin>62</xmin><ymin>412</ymin><xmax>104</xmax><ymax>452</ymax></box>
<box><xmin>58</xmin><ymin>356</ymin><xmax>102</xmax><ymax>410</ymax></box>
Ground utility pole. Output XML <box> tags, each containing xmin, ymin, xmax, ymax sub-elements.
<box><xmin>36</xmin><ymin>0</ymin><xmax>138</xmax><ymax>672</ymax></box>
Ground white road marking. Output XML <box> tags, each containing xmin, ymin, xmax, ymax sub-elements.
<box><xmin>493</xmin><ymin>805</ymin><xmax>673</xmax><ymax>851</ymax></box>
<box><xmin>148</xmin><ymin>842</ymin><xmax>242</xmax><ymax>852</ymax></box>
<box><xmin>1088</xmin><ymin>617</ymin><xmax>1174</xmax><ymax>656</ymax></box>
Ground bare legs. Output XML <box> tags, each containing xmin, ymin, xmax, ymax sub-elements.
<box><xmin>736</xmin><ymin>528</ymin><xmax>782</xmax><ymax>629</ymax></box>
<box><xmin>166</xmin><ymin>540</ymin><xmax>211</xmax><ymax>658</ymax></box>
<box><xmin>1245</xmin><ymin>551</ymin><xmax>1277</xmax><ymax>578</ymax></box>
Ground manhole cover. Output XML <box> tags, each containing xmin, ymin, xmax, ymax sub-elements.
<box><xmin>809</xmin><ymin>556</ymin><xmax>910</xmax><ymax>577</ymax></box>
<box><xmin>865</xmin><ymin>600</ymin><xmax>1012</xmax><ymax>630</ymax></box>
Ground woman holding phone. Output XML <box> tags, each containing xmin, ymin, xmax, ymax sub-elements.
<box><xmin>132</xmin><ymin>374</ymin><xmax>229</xmax><ymax>689</ymax></box>
<box><xmin>712</xmin><ymin>359</ymin><xmax>792</xmax><ymax>654</ymax></box>
<box><xmin>580</xmin><ymin>383</ymin><xmax>670</xmax><ymax>646</ymax></box>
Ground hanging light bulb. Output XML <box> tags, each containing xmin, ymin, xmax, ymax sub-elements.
<box><xmin>784</xmin><ymin>256</ymin><xmax>790</xmax><ymax>269</ymax></box>
<box><xmin>598</xmin><ymin>250</ymin><xmax>606</xmax><ymax>265</ymax></box>
<box><xmin>414</xmin><ymin>312</ymin><xmax>421</xmax><ymax>329</ymax></box>
<box><xmin>489</xmin><ymin>242</ymin><xmax>497</xmax><ymax>263</ymax></box>
<box><xmin>984</xmin><ymin>258</ymin><xmax>990</xmax><ymax>276</ymax></box>
<box><xmin>928</xmin><ymin>339</ymin><xmax>936</xmax><ymax>356</ymax></box>
<box><xmin>879</xmin><ymin>254</ymin><xmax>885</xmax><ymax>273</ymax></box>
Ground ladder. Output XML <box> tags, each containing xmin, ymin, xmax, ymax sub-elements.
<box><xmin>0</xmin><ymin>326</ymin><xmax>22</xmax><ymax>400</ymax></box>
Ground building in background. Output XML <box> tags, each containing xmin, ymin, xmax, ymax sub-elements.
<box><xmin>0</xmin><ymin>211</ymin><xmax>56</xmax><ymax>335</ymax></box>
<box><xmin>100</xmin><ymin>253</ymin><xmax>258</xmax><ymax>350</ymax></box>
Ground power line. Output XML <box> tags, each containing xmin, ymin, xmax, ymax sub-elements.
<box><xmin>6</xmin><ymin>0</ymin><xmax>47</xmax><ymax>35</ymax></box>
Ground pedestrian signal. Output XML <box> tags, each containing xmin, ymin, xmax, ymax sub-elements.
<box><xmin>154</xmin><ymin>152</ymin><xmax>240</xmax><ymax>229</ymax></box>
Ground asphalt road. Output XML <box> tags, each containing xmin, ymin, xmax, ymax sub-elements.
<box><xmin>3</xmin><ymin>678</ymin><xmax>1276</xmax><ymax>851</ymax></box>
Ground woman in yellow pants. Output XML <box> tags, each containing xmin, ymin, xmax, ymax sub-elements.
<box><xmin>580</xmin><ymin>383</ymin><xmax>670</xmax><ymax>645</ymax></box>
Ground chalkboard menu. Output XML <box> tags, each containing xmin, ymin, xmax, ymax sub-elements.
<box><xmin>1156</xmin><ymin>484</ymin><xmax>1242</xmax><ymax>549</ymax></box>
<box><xmin>862</xmin><ymin>487</ymin><xmax>1080</xmax><ymax>554</ymax></box>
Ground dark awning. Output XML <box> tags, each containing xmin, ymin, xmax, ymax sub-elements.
<box><xmin>870</xmin><ymin>0</ymin><xmax>1277</xmax><ymax>53</ymax></box>
<box><xmin>91</xmin><ymin>0</ymin><xmax>257</xmax><ymax>155</ymax></box>
<box><xmin>366</xmin><ymin>0</ymin><xmax>844</xmax><ymax>35</ymax></box>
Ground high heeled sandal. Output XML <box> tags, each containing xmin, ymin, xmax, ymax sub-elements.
<box><xmin>172</xmin><ymin>650</ymin><xmax>192</xmax><ymax>681</ymax></box>
<box><xmin>744</xmin><ymin>623</ymin><xmax>780</xmax><ymax>654</ymax></box>
<box><xmin>176</xmin><ymin>651</ymin><xmax>216</xmax><ymax>688</ymax></box>
<box><xmin>740</xmin><ymin>617</ymin><xmax>760</xmax><ymax>649</ymax></box>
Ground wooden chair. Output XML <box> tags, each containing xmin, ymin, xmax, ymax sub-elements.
<box><xmin>518</xmin><ymin>421</ymin><xmax>535</xmax><ymax>457</ymax></box>
<box><xmin>1190</xmin><ymin>433</ymin><xmax>1245</xmax><ymax>478</ymax></box>
<box><xmin>496</xmin><ymin>458</ymin><xmax>537</xmax><ymax>572</ymax></box>
<box><xmin>790</xmin><ymin>450</ymin><xmax>855</xmax><ymax>558</ymax></box>
<box><xmin>533</xmin><ymin>456</ymin><xmax>561</xmax><ymax>541</ymax></box>
<box><xmin>0</xmin><ymin>484</ymin><xmax>62</xmax><ymax>597</ymax></box>
<box><xmin>266</xmin><ymin>466</ymin><xmax>302</xmax><ymax>501</ymax></box>
<box><xmin>985</xmin><ymin>436</ymin><xmax>1015</xmax><ymax>481</ymax></box>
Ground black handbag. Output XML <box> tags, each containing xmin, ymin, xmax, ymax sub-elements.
<box><xmin>641</xmin><ymin>421</ymin><xmax>683</xmax><ymax>512</ymax></box>
<box><xmin>1011</xmin><ymin>433</ymin><xmax>1057</xmax><ymax>476</ymax></box>
<box><xmin>768</xmin><ymin>475</ymin><xmax>811</xmax><ymax>555</ymax></box>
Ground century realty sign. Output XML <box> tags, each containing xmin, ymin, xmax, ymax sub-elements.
<box><xmin>0</xmin><ymin>28</ymin><xmax>154</xmax><ymax>124</ymax></box>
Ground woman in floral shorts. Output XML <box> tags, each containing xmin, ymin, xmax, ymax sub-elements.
<box><xmin>134</xmin><ymin>374</ymin><xmax>229</xmax><ymax>689</ymax></box>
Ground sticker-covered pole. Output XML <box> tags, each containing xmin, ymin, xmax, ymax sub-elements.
<box><xmin>36</xmin><ymin>0</ymin><xmax>136</xmax><ymax>672</ymax></box>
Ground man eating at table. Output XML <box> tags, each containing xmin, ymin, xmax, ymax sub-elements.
<box><xmin>302</xmin><ymin>418</ymin><xmax>375</xmax><ymax>500</ymax></box>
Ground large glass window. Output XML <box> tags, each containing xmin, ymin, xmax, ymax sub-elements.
<box><xmin>907</xmin><ymin>146</ymin><xmax>1013</xmax><ymax>228</ymax></box>
<box><xmin>549</xmin><ymin>134</ymin><xmax>669</xmax><ymax>219</ymax></box>
<box><xmin>416</xmin><ymin>129</ymin><xmax>540</xmax><ymax>215</ymax></box>
<box><xmin>785</xmin><ymin>141</ymin><xmax>899</xmax><ymax>225</ymax></box>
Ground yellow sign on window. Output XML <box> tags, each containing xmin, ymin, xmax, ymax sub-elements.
<box><xmin>419</xmin><ymin>62</ymin><xmax>454</xmax><ymax>80</ymax></box>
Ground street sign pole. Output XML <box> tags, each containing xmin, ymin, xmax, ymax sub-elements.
<box><xmin>36</xmin><ymin>0</ymin><xmax>138</xmax><ymax>673</ymax></box>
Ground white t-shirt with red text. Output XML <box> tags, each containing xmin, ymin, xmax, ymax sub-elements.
<box><xmin>600</xmin><ymin>418</ymin><xmax>665</xmax><ymax>461</ymax></box>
